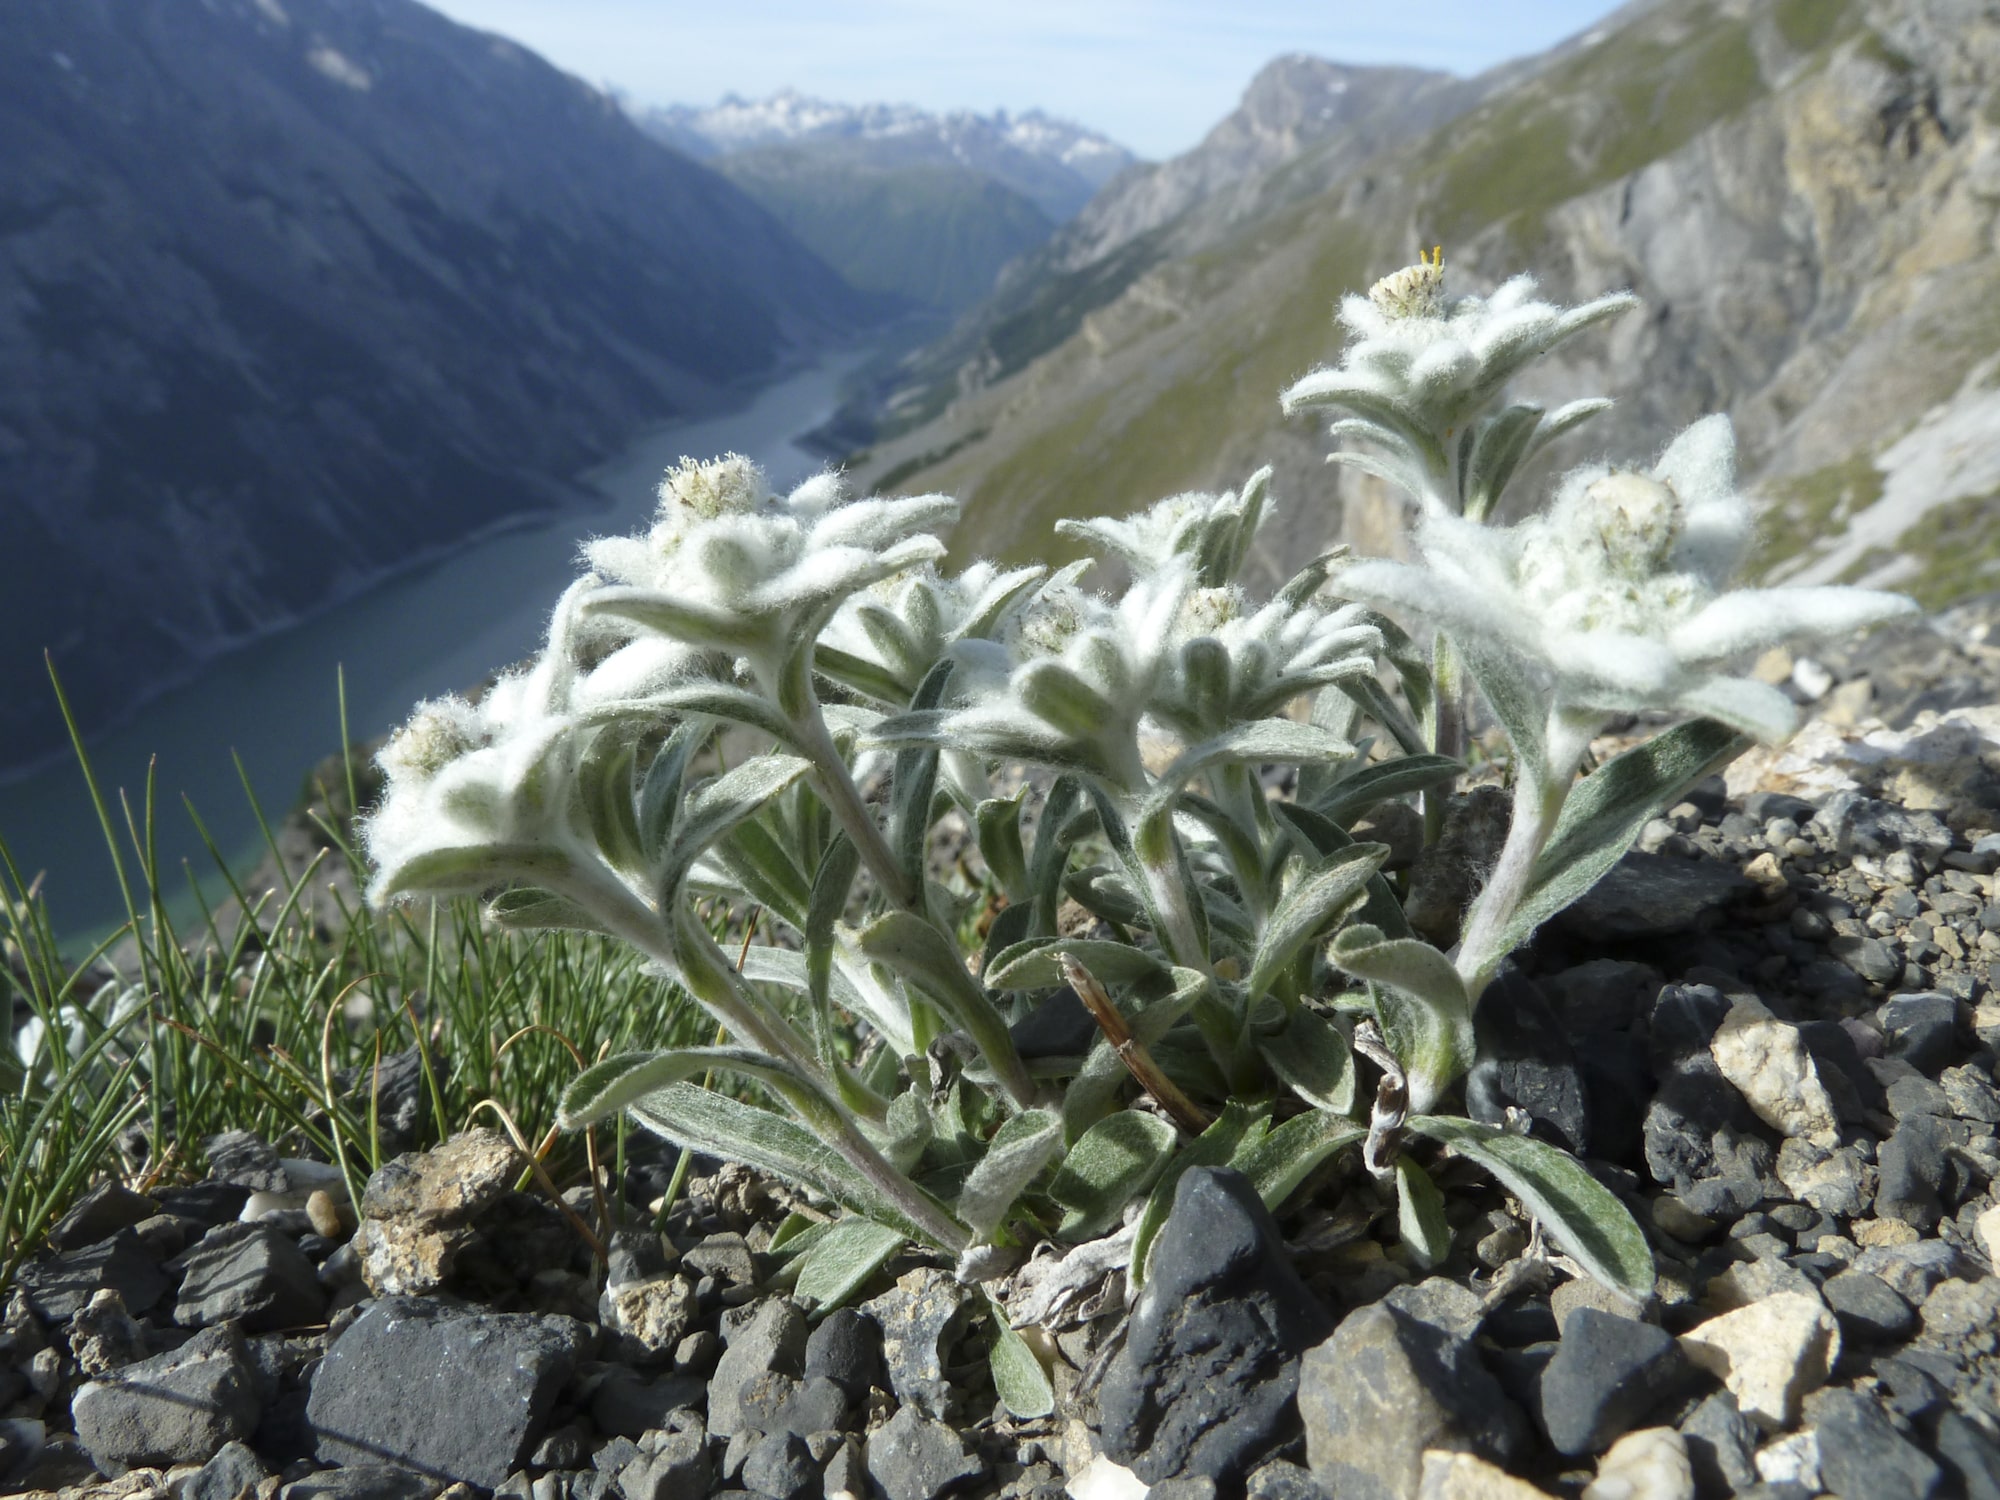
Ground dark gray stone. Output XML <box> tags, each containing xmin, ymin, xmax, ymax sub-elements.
<box><xmin>71</xmin><ymin>1324</ymin><xmax>261</xmax><ymax>1470</ymax></box>
<box><xmin>204</xmin><ymin>1131</ymin><xmax>289</xmax><ymax>1192</ymax></box>
<box><xmin>1877</xmin><ymin>1115</ymin><xmax>1950</xmax><ymax>1228</ymax></box>
<box><xmin>1008</xmin><ymin>985</ymin><xmax>1100</xmax><ymax>1059</ymax></box>
<box><xmin>1832</xmin><ymin>933</ymin><xmax>1903</xmax><ymax>985</ymax></box>
<box><xmin>47</xmin><ymin>1181</ymin><xmax>160</xmax><ymax>1252</ymax></box>
<box><xmin>307</xmin><ymin>1298</ymin><xmax>588</xmax><ymax>1488</ymax></box>
<box><xmin>1822</xmin><ymin>1269</ymin><xmax>1916</xmax><ymax>1343</ymax></box>
<box><xmin>1148</xmin><ymin>1481</ymin><xmax>1219</xmax><ymax>1500</ymax></box>
<box><xmin>1643</xmin><ymin>1056</ymin><xmax>1777</xmax><ymax>1198</ymax></box>
<box><xmin>1555</xmin><ymin>850</ymin><xmax>1752</xmax><ymax>939</ymax></box>
<box><xmin>1807</xmin><ymin>1388</ymin><xmax>1939</xmax><ymax>1500</ymax></box>
<box><xmin>1244</xmin><ymin>1460</ymin><xmax>1331</xmax><ymax>1500</ymax></box>
<box><xmin>1537</xmin><ymin>1309</ymin><xmax>1690</xmax><ymax>1456</ymax></box>
<box><xmin>1576</xmin><ymin>1032</ymin><xmax>1652</xmax><ymax>1169</ymax></box>
<box><xmin>803</xmin><ymin>1307</ymin><xmax>880</xmax><ymax>1405</ymax></box>
<box><xmin>1881</xmin><ymin>994</ymin><xmax>1961</xmax><ymax>1073</ymax></box>
<box><xmin>740</xmin><ymin>1433</ymin><xmax>815</xmax><ymax>1500</ymax></box>
<box><xmin>1933</xmin><ymin>1409</ymin><xmax>2000</xmax><ymax>1500</ymax></box>
<box><xmin>1813</xmin><ymin>794</ymin><xmax>1953</xmax><ymax>871</ymax></box>
<box><xmin>1300</xmin><ymin>1299</ymin><xmax>1525</xmax><ymax>1500</ymax></box>
<box><xmin>1466</xmin><ymin>972</ymin><xmax>1590</xmax><ymax>1154</ymax></box>
<box><xmin>279</xmin><ymin>1467</ymin><xmax>438</xmax><ymax>1500</ymax></box>
<box><xmin>682</xmin><ymin>1233</ymin><xmax>757</xmax><ymax>1285</ymax></box>
<box><xmin>1679</xmin><ymin>1391</ymin><xmax>1758</xmax><ymax>1497</ymax></box>
<box><xmin>1647</xmin><ymin>984</ymin><xmax>1732</xmax><ymax>1068</ymax></box>
<box><xmin>14</xmin><ymin>1227</ymin><xmax>171</xmax><ymax>1323</ymax></box>
<box><xmin>1098</xmin><ymin>1168</ymin><xmax>1333</xmax><ymax>1487</ymax></box>
<box><xmin>173</xmin><ymin>1223</ymin><xmax>326</xmax><ymax>1333</ymax></box>
<box><xmin>616</xmin><ymin>1419</ymin><xmax>711</xmax><ymax>1500</ymax></box>
<box><xmin>590</xmin><ymin>1365</ymin><xmax>705</xmax><ymax>1439</ymax></box>
<box><xmin>863</xmin><ymin>1407</ymin><xmax>984</xmax><ymax>1500</ymax></box>
<box><xmin>155</xmin><ymin>1182</ymin><xmax>254</xmax><ymax>1228</ymax></box>
<box><xmin>739</xmin><ymin>1372</ymin><xmax>847</xmax><ymax>1438</ymax></box>
<box><xmin>708</xmin><ymin>1299</ymin><xmax>807</xmax><ymax>1436</ymax></box>
<box><xmin>1542</xmin><ymin>959</ymin><xmax>1663</xmax><ymax>1035</ymax></box>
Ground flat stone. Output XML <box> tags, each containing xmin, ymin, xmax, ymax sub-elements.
<box><xmin>863</xmin><ymin>1406</ymin><xmax>985</xmax><ymax>1500</ymax></box>
<box><xmin>1853</xmin><ymin>1239</ymin><xmax>1964</xmax><ymax>1302</ymax></box>
<box><xmin>14</xmin><ymin>1228</ymin><xmax>171</xmax><ymax>1323</ymax></box>
<box><xmin>863</xmin><ymin>1271</ymin><xmax>973</xmax><ymax>1423</ymax></box>
<box><xmin>1301</xmin><ymin>1301</ymin><xmax>1525</xmax><ymax>1500</ymax></box>
<box><xmin>1805</xmin><ymin>1388</ymin><xmax>1939</xmax><ymax>1500</ymax></box>
<box><xmin>1580</xmin><ymin>1427</ymin><xmax>1693</xmax><ymax>1500</ymax></box>
<box><xmin>1876</xmin><ymin>1115</ymin><xmax>1951</xmax><ymax>1227</ymax></box>
<box><xmin>173</xmin><ymin>1222</ymin><xmax>326</xmax><ymax>1333</ymax></box>
<box><xmin>307</xmin><ymin>1298</ymin><xmax>587</xmax><ymax>1488</ymax></box>
<box><xmin>1412</xmin><ymin>1451</ymin><xmax>1547</xmax><ymax>1498</ymax></box>
<box><xmin>1677</xmin><ymin>1392</ymin><xmax>1757</xmax><ymax>1497</ymax></box>
<box><xmin>1774</xmin><ymin>1140</ymin><xmax>1875</xmax><ymax>1219</ymax></box>
<box><xmin>1098</xmin><ymin>1167</ymin><xmax>1333</xmax><ymax>1487</ymax></box>
<box><xmin>1466</xmin><ymin>973</ymin><xmax>1590</xmax><ymax>1155</ymax></box>
<box><xmin>589</xmin><ymin>1366</ymin><xmax>704</xmax><ymax>1439</ymax></box>
<box><xmin>1933</xmin><ymin>1409</ymin><xmax>2000</xmax><ymax>1500</ymax></box>
<box><xmin>280</xmin><ymin>1468</ymin><xmax>437</xmax><ymax>1500</ymax></box>
<box><xmin>1879</xmin><ymin>993</ymin><xmax>1960</xmax><ymax>1072</ymax></box>
<box><xmin>1538</xmin><ymin>1310</ymin><xmax>1691</xmax><ymax>1457</ymax></box>
<box><xmin>204</xmin><ymin>1131</ymin><xmax>289</xmax><ymax>1192</ymax></box>
<box><xmin>71</xmin><ymin>1324</ymin><xmax>260</xmax><ymax>1470</ymax></box>
<box><xmin>1709</xmin><ymin>999</ymin><xmax>1839</xmax><ymax>1145</ymax></box>
<box><xmin>738</xmin><ymin>1372</ymin><xmax>847</xmax><ymax>1439</ymax></box>
<box><xmin>708</xmin><ymin>1298</ymin><xmax>807</xmax><ymax>1437</ymax></box>
<box><xmin>1820</xmin><ymin>1270</ymin><xmax>1916</xmax><ymax>1343</ymax></box>
<box><xmin>179</xmin><ymin>1439</ymin><xmax>271</xmax><ymax>1500</ymax></box>
<box><xmin>1941</xmin><ymin>1064</ymin><xmax>2000</xmax><ymax>1123</ymax></box>
<box><xmin>740</xmin><ymin>1432</ymin><xmax>816</xmax><ymax>1500</ymax></box>
<box><xmin>360</xmin><ymin>1130</ymin><xmax>518</xmax><ymax>1226</ymax></box>
<box><xmin>1677</xmin><ymin>1294</ymin><xmax>1840</xmax><ymax>1431</ymax></box>
<box><xmin>1555</xmin><ymin>851</ymin><xmax>1752</xmax><ymax>939</ymax></box>
<box><xmin>47</xmin><ymin>1181</ymin><xmax>159</xmax><ymax>1252</ymax></box>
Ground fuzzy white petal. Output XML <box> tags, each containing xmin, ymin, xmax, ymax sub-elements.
<box><xmin>1669</xmin><ymin>587</ymin><xmax>1918</xmax><ymax>662</ymax></box>
<box><xmin>1653</xmin><ymin>414</ymin><xmax>1738</xmax><ymax>508</ymax></box>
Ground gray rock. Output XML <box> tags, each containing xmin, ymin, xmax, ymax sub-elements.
<box><xmin>708</xmin><ymin>1298</ymin><xmax>808</xmax><ymax>1437</ymax></box>
<box><xmin>821</xmin><ymin>1437</ymin><xmax>867</xmax><ymax>1500</ymax></box>
<box><xmin>361</xmin><ymin>1129</ymin><xmax>519</xmax><ymax>1226</ymax></box>
<box><xmin>739</xmin><ymin>1371</ymin><xmax>848</xmax><ymax>1438</ymax></box>
<box><xmin>682</xmin><ymin>1234</ymin><xmax>758</xmax><ymax>1286</ymax></box>
<box><xmin>1813</xmin><ymin>794</ymin><xmax>1953</xmax><ymax>873</ymax></box>
<box><xmin>1644</xmin><ymin>1055</ymin><xmax>1777</xmax><ymax>1199</ymax></box>
<box><xmin>1832</xmin><ymin>932</ymin><xmax>1903</xmax><ymax>985</ymax></box>
<box><xmin>1007</xmin><ymin>985</ymin><xmax>1099</xmax><ymax>1059</ymax></box>
<box><xmin>1466</xmin><ymin>972</ymin><xmax>1590</xmax><ymax>1154</ymax></box>
<box><xmin>740</xmin><ymin>1433</ymin><xmax>816</xmax><ymax>1500</ymax></box>
<box><xmin>1537</xmin><ymin>1309</ymin><xmax>1690</xmax><ymax>1456</ymax></box>
<box><xmin>69</xmin><ymin>1287</ymin><xmax>147</xmax><ymax>1375</ymax></box>
<box><xmin>307</xmin><ymin>1298</ymin><xmax>588</xmax><ymax>1487</ymax></box>
<box><xmin>863</xmin><ymin>1407</ymin><xmax>985</xmax><ymax>1500</ymax></box>
<box><xmin>1097</xmin><ymin>1168</ymin><xmax>1333</xmax><ymax>1487</ymax></box>
<box><xmin>1555</xmin><ymin>850</ymin><xmax>1752</xmax><ymax>939</ymax></box>
<box><xmin>173</xmin><ymin>1222</ymin><xmax>327</xmax><ymax>1333</ymax></box>
<box><xmin>1877</xmin><ymin>1114</ymin><xmax>1950</xmax><ymax>1227</ymax></box>
<box><xmin>13</xmin><ymin>1227</ymin><xmax>171</xmax><ymax>1323</ymax></box>
<box><xmin>862</xmin><ymin>1271</ymin><xmax>974</xmax><ymax>1422</ymax></box>
<box><xmin>1300</xmin><ymin>1299</ymin><xmax>1525</xmax><ymax>1500</ymax></box>
<box><xmin>72</xmin><ymin>1324</ymin><xmax>261</xmax><ymax>1470</ymax></box>
<box><xmin>178</xmin><ymin>1438</ymin><xmax>272</xmax><ymax>1500</ymax></box>
<box><xmin>1541</xmin><ymin>959</ymin><xmax>1663</xmax><ymax>1035</ymax></box>
<box><xmin>804</xmin><ymin>1307</ymin><xmax>881</xmax><ymax>1404</ymax></box>
<box><xmin>1245</xmin><ymin>1459</ymin><xmax>1331</xmax><ymax>1500</ymax></box>
<box><xmin>589</xmin><ymin>1366</ymin><xmax>704</xmax><ymax>1439</ymax></box>
<box><xmin>1933</xmin><ymin>1409</ymin><xmax>2000</xmax><ymax>1500</ymax></box>
<box><xmin>1679</xmin><ymin>1390</ymin><xmax>1758</xmax><ymax>1497</ymax></box>
<box><xmin>1380</xmin><ymin>1279</ymin><xmax>1485</xmax><ymax>1341</ymax></box>
<box><xmin>1821</xmin><ymin>1269</ymin><xmax>1916</xmax><ymax>1342</ymax></box>
<box><xmin>204</xmin><ymin>1131</ymin><xmax>289</xmax><ymax>1192</ymax></box>
<box><xmin>1806</xmin><ymin>1388</ymin><xmax>1940</xmax><ymax>1500</ymax></box>
<box><xmin>1880</xmin><ymin>994</ymin><xmax>1961</xmax><ymax>1073</ymax></box>
<box><xmin>47</xmin><ymin>1181</ymin><xmax>160</xmax><ymax>1252</ymax></box>
<box><xmin>279</xmin><ymin>1468</ymin><xmax>437</xmax><ymax>1500</ymax></box>
<box><xmin>616</xmin><ymin>1417</ymin><xmax>711</xmax><ymax>1500</ymax></box>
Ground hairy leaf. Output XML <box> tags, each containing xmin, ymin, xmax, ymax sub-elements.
<box><xmin>655</xmin><ymin>756</ymin><xmax>812</xmax><ymax>906</ymax></box>
<box><xmin>1259</xmin><ymin>1007</ymin><xmax>1357</xmax><ymax>1116</ymax></box>
<box><xmin>985</xmin><ymin>938</ymin><xmax>1168</xmax><ymax>992</ymax></box>
<box><xmin>1247</xmin><ymin>844</ymin><xmax>1388</xmax><ymax>999</ymax></box>
<box><xmin>1328</xmin><ymin>924</ymin><xmax>1474</xmax><ymax>1112</ymax></box>
<box><xmin>791</xmin><ymin>1217</ymin><xmax>908</xmax><ymax>1311</ymax></box>
<box><xmin>956</xmin><ymin>1108</ymin><xmax>1064</xmax><ymax>1240</ymax></box>
<box><xmin>1230</xmin><ymin>1109</ymin><xmax>1365</xmax><ymax>1210</ymax></box>
<box><xmin>854</xmin><ymin>912</ymin><xmax>1034</xmax><ymax>1105</ymax></box>
<box><xmin>1311</xmin><ymin>755</ymin><xmax>1461</xmax><ymax>828</ymax></box>
<box><xmin>987</xmin><ymin>1293</ymin><xmax>1056</xmax><ymax>1419</ymax></box>
<box><xmin>1395</xmin><ymin>1157</ymin><xmax>1451</xmax><ymax>1270</ymax></box>
<box><xmin>1048</xmin><ymin>1110</ymin><xmax>1177</xmax><ymax>1240</ymax></box>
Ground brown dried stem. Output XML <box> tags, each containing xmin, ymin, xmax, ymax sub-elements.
<box><xmin>1060</xmin><ymin>953</ymin><xmax>1213</xmax><ymax>1135</ymax></box>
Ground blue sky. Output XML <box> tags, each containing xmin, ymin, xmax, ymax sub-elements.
<box><xmin>421</xmin><ymin>1</ymin><xmax>1628</xmax><ymax>159</ymax></box>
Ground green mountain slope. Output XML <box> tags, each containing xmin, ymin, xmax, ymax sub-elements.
<box><xmin>717</xmin><ymin>150</ymin><xmax>1055</xmax><ymax>311</ymax></box>
<box><xmin>848</xmin><ymin>0</ymin><xmax>2000</xmax><ymax>609</ymax></box>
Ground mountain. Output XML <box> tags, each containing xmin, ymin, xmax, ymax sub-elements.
<box><xmin>0</xmin><ymin>0</ymin><xmax>877</xmax><ymax>773</ymax></box>
<box><xmin>634</xmin><ymin>93</ymin><xmax>1136</xmax><ymax>313</ymax></box>
<box><xmin>842</xmin><ymin>0</ymin><xmax>2000</xmax><ymax>614</ymax></box>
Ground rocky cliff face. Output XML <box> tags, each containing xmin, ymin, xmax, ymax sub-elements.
<box><xmin>844</xmin><ymin>0</ymin><xmax>2000</xmax><ymax>612</ymax></box>
<box><xmin>0</xmin><ymin>0</ymin><xmax>875</xmax><ymax>770</ymax></box>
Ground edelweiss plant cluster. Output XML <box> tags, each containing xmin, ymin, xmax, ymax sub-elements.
<box><xmin>363</xmin><ymin>253</ymin><xmax>1914</xmax><ymax>1414</ymax></box>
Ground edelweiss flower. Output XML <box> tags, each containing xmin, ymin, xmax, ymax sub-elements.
<box><xmin>1055</xmin><ymin>468</ymin><xmax>1273</xmax><ymax>587</ymax></box>
<box><xmin>1151</xmin><ymin>595</ymin><xmax>1382</xmax><ymax>740</ymax></box>
<box><xmin>1337</xmin><ymin>416</ymin><xmax>1918</xmax><ymax>744</ymax></box>
<box><xmin>817</xmin><ymin>560</ymin><xmax>1046</xmax><ymax>706</ymax></box>
<box><xmin>365</xmin><ymin>581</ymin><xmax>596</xmax><ymax>902</ymax></box>
<box><xmin>579</xmin><ymin>459</ymin><xmax>957</xmax><ymax>689</ymax></box>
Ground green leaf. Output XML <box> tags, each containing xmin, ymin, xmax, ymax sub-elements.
<box><xmin>1270</xmin><ymin>805</ymin><xmax>1412</xmax><ymax>939</ymax></box>
<box><xmin>1463</xmin><ymin>403</ymin><xmax>1544</xmax><ymax>521</ymax></box>
<box><xmin>484</xmin><ymin>887</ymin><xmax>610</xmax><ymax>935</ymax></box>
<box><xmin>814</xmin><ymin>643</ymin><xmax>912</xmax><ymax>706</ymax></box>
<box><xmin>558</xmin><ymin>1047</ymin><xmax>837</xmax><ymax>1137</ymax></box>
<box><xmin>647</xmin><ymin>680</ymin><xmax>799</xmax><ymax>747</ymax></box>
<box><xmin>892</xmin><ymin>661</ymin><xmax>956</xmax><ymax>898</ymax></box>
<box><xmin>806</xmin><ymin>836</ymin><xmax>861</xmax><ymax>1068</ymax></box>
<box><xmin>578</xmin><ymin>730</ymin><xmax>643</xmax><ymax>874</ymax></box>
<box><xmin>1048</xmin><ymin>1110</ymin><xmax>1177</xmax><ymax>1241</ymax></box>
<box><xmin>1247</xmin><ymin>844</ymin><xmax>1388</xmax><ymax>999</ymax></box>
<box><xmin>1395</xmin><ymin>1157</ymin><xmax>1451</xmax><ymax>1270</ymax></box>
<box><xmin>1176</xmin><ymin>637</ymin><xmax>1232</xmax><ymax>733</ymax></box>
<box><xmin>1409</xmin><ymin>1116</ymin><xmax>1654</xmax><ymax>1302</ymax></box>
<box><xmin>1484</xmin><ymin>717</ymin><xmax>1748</xmax><ymax>963</ymax></box>
<box><xmin>792</xmin><ymin>1217</ymin><xmax>907</xmax><ymax>1311</ymax></box>
<box><xmin>620</xmin><ymin>1082</ymin><xmax>941</xmax><ymax>1242</ymax></box>
<box><xmin>582</xmin><ymin>586</ymin><xmax>769</xmax><ymax>652</ymax></box>
<box><xmin>1130</xmin><ymin>1102</ymin><xmax>1269</xmax><ymax>1289</ymax></box>
<box><xmin>1328</xmin><ymin>924</ymin><xmax>1474</xmax><ymax>1112</ymax></box>
<box><xmin>1454</xmin><ymin>637</ymin><xmax>1550</xmax><ymax>788</ymax></box>
<box><xmin>1230</xmin><ymin>1109</ymin><xmax>1365</xmax><ymax>1211</ymax></box>
<box><xmin>985</xmin><ymin>938</ymin><xmax>1168</xmax><ymax>992</ymax></box>
<box><xmin>853</xmin><ymin>912</ymin><xmax>1034</xmax><ymax>1106</ymax></box>
<box><xmin>870</xmin><ymin>1089</ymin><xmax>933</xmax><ymax>1175</ymax></box>
<box><xmin>1312</xmin><ymin>755</ymin><xmax>1462</xmax><ymax>828</ymax></box>
<box><xmin>1259</xmin><ymin>1008</ymin><xmax>1357</xmax><ymax>1116</ymax></box>
<box><xmin>373</xmin><ymin>843</ymin><xmax>574</xmax><ymax>902</ymax></box>
<box><xmin>1017</xmin><ymin>660</ymin><xmax>1117</xmax><ymax>741</ymax></box>
<box><xmin>986</xmin><ymin>1293</ymin><xmax>1056</xmax><ymax>1419</ymax></box>
<box><xmin>1029</xmin><ymin>777</ymin><xmax>1086</xmax><ymax>936</ymax></box>
<box><xmin>637</xmin><ymin>723</ymin><xmax>702</xmax><ymax>859</ymax></box>
<box><xmin>716</xmin><ymin>817</ymin><xmax>814</xmax><ymax>931</ymax></box>
<box><xmin>975</xmin><ymin>793</ymin><xmax>1030</xmax><ymax>905</ymax></box>
<box><xmin>1146</xmin><ymin>720</ymin><xmax>1357</xmax><ymax>819</ymax></box>
<box><xmin>656</xmin><ymin>755</ymin><xmax>812</xmax><ymax>905</ymax></box>
<box><xmin>956</xmin><ymin>1108</ymin><xmax>1064</xmax><ymax>1239</ymax></box>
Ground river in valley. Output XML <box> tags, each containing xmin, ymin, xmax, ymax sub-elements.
<box><xmin>0</xmin><ymin>349</ymin><xmax>870</xmax><ymax>945</ymax></box>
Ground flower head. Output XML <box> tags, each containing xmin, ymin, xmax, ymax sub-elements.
<box><xmin>1056</xmin><ymin>467</ymin><xmax>1274</xmax><ymax>588</ymax></box>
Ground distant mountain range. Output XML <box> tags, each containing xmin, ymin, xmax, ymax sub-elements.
<box><xmin>0</xmin><ymin>0</ymin><xmax>878</xmax><ymax>772</ymax></box>
<box><xmin>841</xmin><ymin>0</ymin><xmax>2000</xmax><ymax>618</ymax></box>
<box><xmin>633</xmin><ymin>92</ymin><xmax>1136</xmax><ymax>313</ymax></box>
